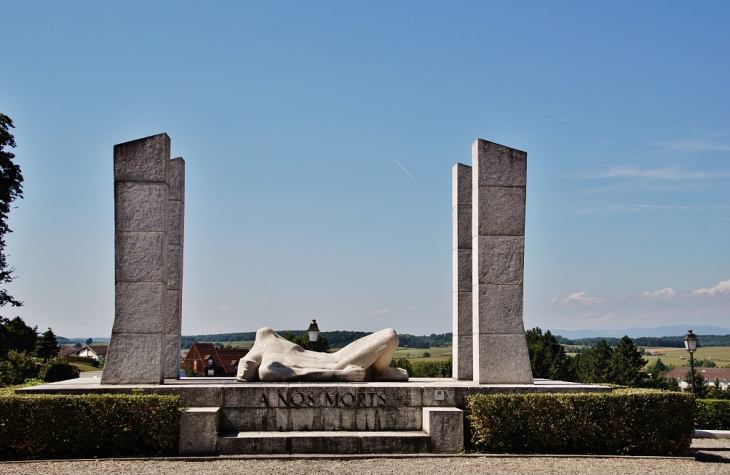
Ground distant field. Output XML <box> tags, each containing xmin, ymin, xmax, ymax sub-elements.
<box><xmin>394</xmin><ymin>347</ymin><xmax>452</xmax><ymax>362</ymax></box>
<box><xmin>562</xmin><ymin>345</ymin><xmax>730</xmax><ymax>368</ymax></box>
<box><xmin>641</xmin><ymin>346</ymin><xmax>730</xmax><ymax>368</ymax></box>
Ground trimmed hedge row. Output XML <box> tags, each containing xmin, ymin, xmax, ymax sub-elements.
<box><xmin>696</xmin><ymin>399</ymin><xmax>730</xmax><ymax>430</ymax></box>
<box><xmin>0</xmin><ymin>393</ymin><xmax>181</xmax><ymax>460</ymax></box>
<box><xmin>467</xmin><ymin>389</ymin><xmax>694</xmax><ymax>455</ymax></box>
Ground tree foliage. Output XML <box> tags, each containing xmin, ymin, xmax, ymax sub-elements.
<box><xmin>0</xmin><ymin>113</ymin><xmax>24</xmax><ymax>311</ymax></box>
<box><xmin>684</xmin><ymin>368</ymin><xmax>708</xmax><ymax>398</ymax></box>
<box><xmin>572</xmin><ymin>339</ymin><xmax>614</xmax><ymax>384</ymax></box>
<box><xmin>609</xmin><ymin>336</ymin><xmax>647</xmax><ymax>386</ymax></box>
<box><xmin>0</xmin><ymin>350</ymin><xmax>38</xmax><ymax>385</ymax></box>
<box><xmin>0</xmin><ymin>316</ymin><xmax>37</xmax><ymax>357</ymax></box>
<box><xmin>38</xmin><ymin>357</ymin><xmax>80</xmax><ymax>382</ymax></box>
<box><xmin>35</xmin><ymin>328</ymin><xmax>59</xmax><ymax>360</ymax></box>
<box><xmin>279</xmin><ymin>331</ymin><xmax>330</xmax><ymax>353</ymax></box>
<box><xmin>526</xmin><ymin>327</ymin><xmax>574</xmax><ymax>381</ymax></box>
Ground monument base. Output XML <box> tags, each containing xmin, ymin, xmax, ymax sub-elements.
<box><xmin>17</xmin><ymin>377</ymin><xmax>610</xmax><ymax>455</ymax></box>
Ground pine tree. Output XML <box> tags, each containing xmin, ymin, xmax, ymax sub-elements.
<box><xmin>609</xmin><ymin>335</ymin><xmax>647</xmax><ymax>386</ymax></box>
<box><xmin>526</xmin><ymin>327</ymin><xmax>574</xmax><ymax>381</ymax></box>
<box><xmin>573</xmin><ymin>339</ymin><xmax>613</xmax><ymax>384</ymax></box>
<box><xmin>35</xmin><ymin>328</ymin><xmax>60</xmax><ymax>360</ymax></box>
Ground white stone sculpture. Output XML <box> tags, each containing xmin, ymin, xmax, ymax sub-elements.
<box><xmin>237</xmin><ymin>327</ymin><xmax>409</xmax><ymax>382</ymax></box>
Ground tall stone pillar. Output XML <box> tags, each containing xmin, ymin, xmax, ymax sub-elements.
<box><xmin>471</xmin><ymin>139</ymin><xmax>533</xmax><ymax>384</ymax></box>
<box><xmin>165</xmin><ymin>157</ymin><xmax>185</xmax><ymax>379</ymax></box>
<box><xmin>452</xmin><ymin>163</ymin><xmax>473</xmax><ymax>380</ymax></box>
<box><xmin>103</xmin><ymin>133</ymin><xmax>170</xmax><ymax>384</ymax></box>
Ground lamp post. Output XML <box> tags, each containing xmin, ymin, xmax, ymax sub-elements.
<box><xmin>684</xmin><ymin>329</ymin><xmax>698</xmax><ymax>394</ymax></box>
<box><xmin>307</xmin><ymin>319</ymin><xmax>320</xmax><ymax>343</ymax></box>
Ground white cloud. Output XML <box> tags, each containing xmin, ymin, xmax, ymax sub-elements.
<box><xmin>561</xmin><ymin>292</ymin><xmax>605</xmax><ymax>306</ymax></box>
<box><xmin>218</xmin><ymin>304</ymin><xmax>238</xmax><ymax>311</ymax></box>
<box><xmin>548</xmin><ymin>297</ymin><xmax>557</xmax><ymax>304</ymax></box>
<box><xmin>367</xmin><ymin>308</ymin><xmax>391</xmax><ymax>316</ymax></box>
<box><xmin>692</xmin><ymin>278</ymin><xmax>730</xmax><ymax>296</ymax></box>
<box><xmin>641</xmin><ymin>287</ymin><xmax>676</xmax><ymax>299</ymax></box>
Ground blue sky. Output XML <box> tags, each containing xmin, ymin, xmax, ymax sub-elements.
<box><xmin>1</xmin><ymin>2</ymin><xmax>729</xmax><ymax>338</ymax></box>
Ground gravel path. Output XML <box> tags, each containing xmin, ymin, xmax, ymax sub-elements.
<box><xmin>2</xmin><ymin>440</ymin><xmax>728</xmax><ymax>475</ymax></box>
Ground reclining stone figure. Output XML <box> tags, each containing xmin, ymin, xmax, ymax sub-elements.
<box><xmin>236</xmin><ymin>327</ymin><xmax>409</xmax><ymax>382</ymax></box>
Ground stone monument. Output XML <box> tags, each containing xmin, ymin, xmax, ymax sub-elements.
<box><xmin>236</xmin><ymin>327</ymin><xmax>408</xmax><ymax>382</ymax></box>
<box><xmin>453</xmin><ymin>139</ymin><xmax>533</xmax><ymax>384</ymax></box>
<box><xmin>102</xmin><ymin>133</ymin><xmax>185</xmax><ymax>384</ymax></box>
<box><xmin>452</xmin><ymin>163</ymin><xmax>472</xmax><ymax>380</ymax></box>
<box><xmin>166</xmin><ymin>157</ymin><xmax>185</xmax><ymax>378</ymax></box>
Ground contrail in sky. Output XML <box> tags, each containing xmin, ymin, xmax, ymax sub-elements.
<box><xmin>372</xmin><ymin>133</ymin><xmax>416</xmax><ymax>182</ymax></box>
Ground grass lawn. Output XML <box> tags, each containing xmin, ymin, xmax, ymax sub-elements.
<box><xmin>71</xmin><ymin>363</ymin><xmax>102</xmax><ymax>372</ymax></box>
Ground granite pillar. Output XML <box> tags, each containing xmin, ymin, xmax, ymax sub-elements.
<box><xmin>471</xmin><ymin>139</ymin><xmax>533</xmax><ymax>384</ymax></box>
<box><xmin>102</xmin><ymin>133</ymin><xmax>170</xmax><ymax>384</ymax></box>
<box><xmin>165</xmin><ymin>157</ymin><xmax>185</xmax><ymax>379</ymax></box>
<box><xmin>452</xmin><ymin>163</ymin><xmax>472</xmax><ymax>380</ymax></box>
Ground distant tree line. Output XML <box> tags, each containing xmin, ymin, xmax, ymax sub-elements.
<box><xmin>181</xmin><ymin>331</ymin><xmax>453</xmax><ymax>350</ymax></box>
<box><xmin>554</xmin><ymin>334</ymin><xmax>730</xmax><ymax>348</ymax></box>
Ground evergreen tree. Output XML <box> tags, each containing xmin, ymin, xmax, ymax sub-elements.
<box><xmin>609</xmin><ymin>335</ymin><xmax>647</xmax><ymax>386</ymax></box>
<box><xmin>85</xmin><ymin>337</ymin><xmax>93</xmax><ymax>346</ymax></box>
<box><xmin>0</xmin><ymin>113</ymin><xmax>24</xmax><ymax>311</ymax></box>
<box><xmin>526</xmin><ymin>327</ymin><xmax>574</xmax><ymax>381</ymax></box>
<box><xmin>684</xmin><ymin>368</ymin><xmax>707</xmax><ymax>398</ymax></box>
<box><xmin>572</xmin><ymin>339</ymin><xmax>613</xmax><ymax>384</ymax></box>
<box><xmin>35</xmin><ymin>328</ymin><xmax>59</xmax><ymax>360</ymax></box>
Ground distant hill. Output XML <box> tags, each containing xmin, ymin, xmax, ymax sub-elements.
<box><xmin>57</xmin><ymin>337</ymin><xmax>110</xmax><ymax>345</ymax></box>
<box><xmin>550</xmin><ymin>325</ymin><xmax>730</xmax><ymax>340</ymax></box>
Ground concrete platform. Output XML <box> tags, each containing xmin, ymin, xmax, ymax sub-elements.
<box><xmin>16</xmin><ymin>377</ymin><xmax>610</xmax><ymax>455</ymax></box>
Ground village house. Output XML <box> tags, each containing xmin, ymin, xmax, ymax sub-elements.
<box><xmin>76</xmin><ymin>345</ymin><xmax>108</xmax><ymax>364</ymax></box>
<box><xmin>666</xmin><ymin>367</ymin><xmax>730</xmax><ymax>391</ymax></box>
<box><xmin>182</xmin><ymin>343</ymin><xmax>249</xmax><ymax>377</ymax></box>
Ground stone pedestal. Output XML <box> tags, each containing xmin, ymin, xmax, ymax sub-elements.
<box><xmin>165</xmin><ymin>157</ymin><xmax>185</xmax><ymax>379</ymax></box>
<box><xmin>452</xmin><ymin>164</ymin><xmax>472</xmax><ymax>380</ymax></box>
<box><xmin>471</xmin><ymin>139</ymin><xmax>533</xmax><ymax>384</ymax></box>
<box><xmin>103</xmin><ymin>133</ymin><xmax>171</xmax><ymax>385</ymax></box>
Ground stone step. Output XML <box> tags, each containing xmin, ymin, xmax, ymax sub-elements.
<box><xmin>217</xmin><ymin>430</ymin><xmax>430</xmax><ymax>455</ymax></box>
<box><xmin>220</xmin><ymin>406</ymin><xmax>422</xmax><ymax>432</ymax></box>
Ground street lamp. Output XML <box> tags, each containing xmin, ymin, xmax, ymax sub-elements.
<box><xmin>684</xmin><ymin>329</ymin><xmax>699</xmax><ymax>394</ymax></box>
<box><xmin>307</xmin><ymin>319</ymin><xmax>320</xmax><ymax>343</ymax></box>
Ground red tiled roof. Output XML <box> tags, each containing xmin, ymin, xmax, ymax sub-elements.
<box><xmin>182</xmin><ymin>343</ymin><xmax>249</xmax><ymax>376</ymax></box>
<box><xmin>666</xmin><ymin>367</ymin><xmax>730</xmax><ymax>381</ymax></box>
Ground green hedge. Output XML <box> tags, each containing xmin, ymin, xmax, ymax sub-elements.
<box><xmin>467</xmin><ymin>389</ymin><xmax>694</xmax><ymax>455</ymax></box>
<box><xmin>696</xmin><ymin>399</ymin><xmax>730</xmax><ymax>430</ymax></box>
<box><xmin>0</xmin><ymin>393</ymin><xmax>181</xmax><ymax>460</ymax></box>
